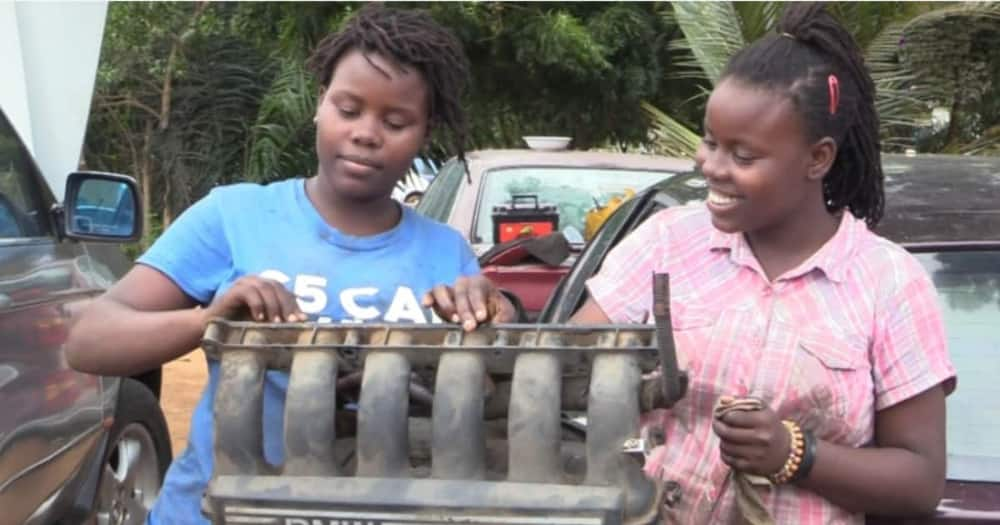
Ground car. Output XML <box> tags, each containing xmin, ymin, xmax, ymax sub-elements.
<box><xmin>0</xmin><ymin>105</ymin><xmax>171</xmax><ymax>523</ymax></box>
<box><xmin>539</xmin><ymin>153</ymin><xmax>1000</xmax><ymax>524</ymax></box>
<box><xmin>415</xmin><ymin>146</ymin><xmax>693</xmax><ymax>319</ymax></box>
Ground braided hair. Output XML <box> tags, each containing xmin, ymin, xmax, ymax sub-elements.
<box><xmin>307</xmin><ymin>3</ymin><xmax>470</xmax><ymax>165</ymax></box>
<box><xmin>721</xmin><ymin>2</ymin><xmax>884</xmax><ymax>227</ymax></box>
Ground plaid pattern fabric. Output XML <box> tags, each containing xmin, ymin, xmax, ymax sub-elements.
<box><xmin>586</xmin><ymin>205</ymin><xmax>956</xmax><ymax>525</ymax></box>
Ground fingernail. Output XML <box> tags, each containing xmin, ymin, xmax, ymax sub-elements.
<box><xmin>451</xmin><ymin>314</ymin><xmax>460</xmax><ymax>323</ymax></box>
<box><xmin>274</xmin><ymin>316</ymin><xmax>281</xmax><ymax>323</ymax></box>
<box><xmin>476</xmin><ymin>309</ymin><xmax>486</xmax><ymax>320</ymax></box>
<box><xmin>464</xmin><ymin>319</ymin><xmax>476</xmax><ymax>331</ymax></box>
<box><xmin>256</xmin><ymin>313</ymin><xmax>264</xmax><ymax>320</ymax></box>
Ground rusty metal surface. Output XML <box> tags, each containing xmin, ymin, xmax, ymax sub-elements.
<box><xmin>214</xmin><ymin>348</ymin><xmax>268</xmax><ymax>477</ymax></box>
<box><xmin>207</xmin><ymin>475</ymin><xmax>628</xmax><ymax>525</ymax></box>
<box><xmin>202</xmin><ymin>323</ymin><xmax>664</xmax><ymax>373</ymax></box>
<box><xmin>508</xmin><ymin>343</ymin><xmax>562</xmax><ymax>483</ymax></box>
<box><xmin>653</xmin><ymin>273</ymin><xmax>687</xmax><ymax>407</ymax></box>
<box><xmin>204</xmin><ymin>316</ymin><xmax>688</xmax><ymax>525</ymax></box>
<box><xmin>431</xmin><ymin>332</ymin><xmax>487</xmax><ymax>480</ymax></box>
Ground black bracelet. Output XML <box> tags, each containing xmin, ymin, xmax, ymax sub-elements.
<box><xmin>791</xmin><ymin>429</ymin><xmax>817</xmax><ymax>482</ymax></box>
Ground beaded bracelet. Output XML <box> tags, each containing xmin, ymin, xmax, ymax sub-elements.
<box><xmin>792</xmin><ymin>428</ymin><xmax>817</xmax><ymax>483</ymax></box>
<box><xmin>769</xmin><ymin>420</ymin><xmax>805</xmax><ymax>484</ymax></box>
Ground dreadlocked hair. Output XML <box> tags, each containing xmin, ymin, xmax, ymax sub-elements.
<box><xmin>307</xmin><ymin>3</ymin><xmax>471</xmax><ymax>166</ymax></box>
<box><xmin>721</xmin><ymin>2</ymin><xmax>884</xmax><ymax>227</ymax></box>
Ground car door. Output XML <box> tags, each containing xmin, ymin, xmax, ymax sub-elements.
<box><xmin>0</xmin><ymin>110</ymin><xmax>104</xmax><ymax>523</ymax></box>
<box><xmin>539</xmin><ymin>175</ymin><xmax>700</xmax><ymax>323</ymax></box>
<box><xmin>414</xmin><ymin>158</ymin><xmax>468</xmax><ymax>224</ymax></box>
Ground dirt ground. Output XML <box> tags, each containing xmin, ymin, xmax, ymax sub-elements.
<box><xmin>161</xmin><ymin>350</ymin><xmax>208</xmax><ymax>455</ymax></box>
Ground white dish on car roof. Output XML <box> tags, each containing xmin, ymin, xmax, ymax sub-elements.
<box><xmin>523</xmin><ymin>136</ymin><xmax>572</xmax><ymax>151</ymax></box>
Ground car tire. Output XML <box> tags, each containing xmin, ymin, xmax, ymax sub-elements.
<box><xmin>92</xmin><ymin>378</ymin><xmax>172</xmax><ymax>525</ymax></box>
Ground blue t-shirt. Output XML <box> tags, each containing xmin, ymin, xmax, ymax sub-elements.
<box><xmin>139</xmin><ymin>179</ymin><xmax>478</xmax><ymax>524</ymax></box>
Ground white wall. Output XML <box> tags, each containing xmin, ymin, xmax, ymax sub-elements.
<box><xmin>0</xmin><ymin>1</ymin><xmax>108</xmax><ymax>200</ymax></box>
<box><xmin>0</xmin><ymin>2</ymin><xmax>32</xmax><ymax>152</ymax></box>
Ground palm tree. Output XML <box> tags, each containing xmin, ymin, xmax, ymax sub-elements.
<box><xmin>245</xmin><ymin>60</ymin><xmax>319</xmax><ymax>184</ymax></box>
<box><xmin>645</xmin><ymin>1</ymin><xmax>1000</xmax><ymax>157</ymax></box>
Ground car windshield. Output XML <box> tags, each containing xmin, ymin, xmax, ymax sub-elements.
<box><xmin>474</xmin><ymin>167</ymin><xmax>670</xmax><ymax>245</ymax></box>
<box><xmin>915</xmin><ymin>250</ymin><xmax>1000</xmax><ymax>482</ymax></box>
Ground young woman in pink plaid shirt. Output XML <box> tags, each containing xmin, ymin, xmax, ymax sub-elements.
<box><xmin>572</xmin><ymin>4</ymin><xmax>956</xmax><ymax>524</ymax></box>
<box><xmin>439</xmin><ymin>3</ymin><xmax>955</xmax><ymax>522</ymax></box>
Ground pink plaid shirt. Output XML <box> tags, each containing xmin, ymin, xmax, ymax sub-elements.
<box><xmin>587</xmin><ymin>205</ymin><xmax>956</xmax><ymax>525</ymax></box>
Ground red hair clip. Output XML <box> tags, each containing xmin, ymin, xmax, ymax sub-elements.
<box><xmin>828</xmin><ymin>74</ymin><xmax>840</xmax><ymax>115</ymax></box>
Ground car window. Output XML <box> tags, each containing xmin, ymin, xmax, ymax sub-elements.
<box><xmin>415</xmin><ymin>159</ymin><xmax>465</xmax><ymax>223</ymax></box>
<box><xmin>915</xmin><ymin>250</ymin><xmax>1000</xmax><ymax>482</ymax></box>
<box><xmin>539</xmin><ymin>195</ymin><xmax>643</xmax><ymax>322</ymax></box>
<box><xmin>539</xmin><ymin>190</ymin><xmax>680</xmax><ymax>323</ymax></box>
<box><xmin>0</xmin><ymin>113</ymin><xmax>50</xmax><ymax>239</ymax></box>
<box><xmin>473</xmin><ymin>167</ymin><xmax>669</xmax><ymax>245</ymax></box>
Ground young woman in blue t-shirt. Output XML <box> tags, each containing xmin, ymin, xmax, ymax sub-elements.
<box><xmin>66</xmin><ymin>6</ymin><xmax>513</xmax><ymax>523</ymax></box>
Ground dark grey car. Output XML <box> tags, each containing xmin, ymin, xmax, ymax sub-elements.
<box><xmin>0</xmin><ymin>107</ymin><xmax>171</xmax><ymax>523</ymax></box>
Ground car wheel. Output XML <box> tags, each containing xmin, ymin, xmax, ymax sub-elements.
<box><xmin>93</xmin><ymin>378</ymin><xmax>172</xmax><ymax>525</ymax></box>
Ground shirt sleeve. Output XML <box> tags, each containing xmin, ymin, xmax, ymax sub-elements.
<box><xmin>872</xmin><ymin>268</ymin><xmax>957</xmax><ymax>411</ymax></box>
<box><xmin>136</xmin><ymin>188</ymin><xmax>233</xmax><ymax>304</ymax></box>
<box><xmin>585</xmin><ymin>209</ymin><xmax>670</xmax><ymax>323</ymax></box>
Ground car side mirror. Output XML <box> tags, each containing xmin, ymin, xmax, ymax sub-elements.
<box><xmin>63</xmin><ymin>171</ymin><xmax>143</xmax><ymax>242</ymax></box>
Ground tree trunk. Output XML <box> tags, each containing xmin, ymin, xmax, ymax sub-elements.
<box><xmin>944</xmin><ymin>96</ymin><xmax>962</xmax><ymax>149</ymax></box>
<box><xmin>140</xmin><ymin>120</ymin><xmax>154</xmax><ymax>248</ymax></box>
<box><xmin>154</xmin><ymin>1</ymin><xmax>207</xmax><ymax>230</ymax></box>
<box><xmin>163</xmin><ymin>174</ymin><xmax>173</xmax><ymax>227</ymax></box>
<box><xmin>159</xmin><ymin>1</ymin><xmax>209</xmax><ymax>131</ymax></box>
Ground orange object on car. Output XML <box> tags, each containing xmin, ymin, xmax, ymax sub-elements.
<box><xmin>491</xmin><ymin>194</ymin><xmax>559</xmax><ymax>244</ymax></box>
<box><xmin>584</xmin><ymin>188</ymin><xmax>635</xmax><ymax>241</ymax></box>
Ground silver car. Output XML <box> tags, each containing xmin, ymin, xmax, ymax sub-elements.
<box><xmin>0</xmin><ymin>106</ymin><xmax>171</xmax><ymax>524</ymax></box>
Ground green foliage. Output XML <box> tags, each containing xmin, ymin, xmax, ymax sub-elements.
<box><xmin>734</xmin><ymin>2</ymin><xmax>783</xmax><ymax>44</ymax></box>
<box><xmin>645</xmin><ymin>1</ymin><xmax>1000</xmax><ymax>157</ymax></box>
<box><xmin>516</xmin><ymin>10</ymin><xmax>612</xmax><ymax>75</ymax></box>
<box><xmin>86</xmin><ymin>1</ymin><xmax>272</xmax><ymax>246</ymax></box>
<box><xmin>441</xmin><ymin>2</ymin><xmax>681</xmax><ymax>150</ymax></box>
<box><xmin>642</xmin><ymin>101</ymin><xmax>702</xmax><ymax>158</ymax></box>
<box><xmin>246</xmin><ymin>60</ymin><xmax>318</xmax><ymax>183</ymax></box>
<box><xmin>960</xmin><ymin>125</ymin><xmax>1000</xmax><ymax>155</ymax></box>
<box><xmin>84</xmin><ymin>0</ymin><xmax>1000</xmax><ymax>251</ymax></box>
<box><xmin>158</xmin><ymin>34</ymin><xmax>272</xmax><ymax>201</ymax></box>
<box><xmin>896</xmin><ymin>3</ymin><xmax>1000</xmax><ymax>151</ymax></box>
<box><xmin>667</xmin><ymin>1</ymin><xmax>751</xmax><ymax>84</ymax></box>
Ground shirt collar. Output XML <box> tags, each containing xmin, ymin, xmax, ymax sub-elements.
<box><xmin>707</xmin><ymin>210</ymin><xmax>861</xmax><ymax>283</ymax></box>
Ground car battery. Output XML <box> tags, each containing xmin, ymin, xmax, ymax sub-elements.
<box><xmin>492</xmin><ymin>194</ymin><xmax>559</xmax><ymax>244</ymax></box>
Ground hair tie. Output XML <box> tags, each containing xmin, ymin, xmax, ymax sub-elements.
<box><xmin>828</xmin><ymin>74</ymin><xmax>840</xmax><ymax>115</ymax></box>
<box><xmin>780</xmin><ymin>32</ymin><xmax>796</xmax><ymax>40</ymax></box>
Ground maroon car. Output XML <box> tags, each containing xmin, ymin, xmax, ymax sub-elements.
<box><xmin>415</xmin><ymin>148</ymin><xmax>693</xmax><ymax>318</ymax></box>
<box><xmin>540</xmin><ymin>153</ymin><xmax>1000</xmax><ymax>523</ymax></box>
